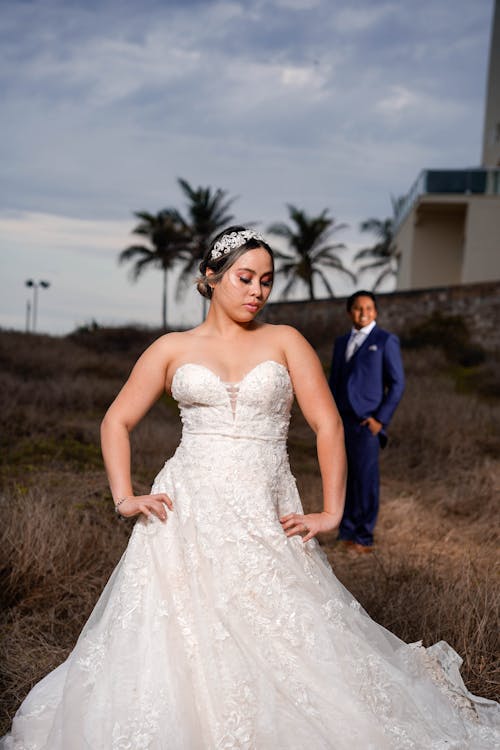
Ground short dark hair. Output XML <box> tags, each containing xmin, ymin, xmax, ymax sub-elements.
<box><xmin>346</xmin><ymin>290</ymin><xmax>377</xmax><ymax>312</ymax></box>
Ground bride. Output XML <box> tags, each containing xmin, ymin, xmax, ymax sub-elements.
<box><xmin>2</xmin><ymin>226</ymin><xmax>499</xmax><ymax>749</ymax></box>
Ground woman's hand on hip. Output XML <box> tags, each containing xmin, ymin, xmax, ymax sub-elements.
<box><xmin>114</xmin><ymin>493</ymin><xmax>173</xmax><ymax>521</ymax></box>
<box><xmin>280</xmin><ymin>511</ymin><xmax>341</xmax><ymax>543</ymax></box>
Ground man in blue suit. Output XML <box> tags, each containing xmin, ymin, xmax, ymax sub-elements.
<box><xmin>329</xmin><ymin>291</ymin><xmax>405</xmax><ymax>553</ymax></box>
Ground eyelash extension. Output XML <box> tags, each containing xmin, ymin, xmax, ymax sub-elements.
<box><xmin>239</xmin><ymin>277</ymin><xmax>273</xmax><ymax>287</ymax></box>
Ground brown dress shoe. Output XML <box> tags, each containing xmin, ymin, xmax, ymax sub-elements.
<box><xmin>351</xmin><ymin>543</ymin><xmax>374</xmax><ymax>554</ymax></box>
<box><xmin>337</xmin><ymin>539</ymin><xmax>355</xmax><ymax>550</ymax></box>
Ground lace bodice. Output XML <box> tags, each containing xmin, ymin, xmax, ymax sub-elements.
<box><xmin>171</xmin><ymin>361</ymin><xmax>293</xmax><ymax>442</ymax></box>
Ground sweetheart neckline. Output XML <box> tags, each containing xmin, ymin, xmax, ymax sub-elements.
<box><xmin>171</xmin><ymin>360</ymin><xmax>290</xmax><ymax>389</ymax></box>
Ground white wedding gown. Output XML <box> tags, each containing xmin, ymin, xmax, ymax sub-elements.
<box><xmin>2</xmin><ymin>361</ymin><xmax>499</xmax><ymax>749</ymax></box>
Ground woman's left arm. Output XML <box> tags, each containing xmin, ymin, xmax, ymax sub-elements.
<box><xmin>279</xmin><ymin>326</ymin><xmax>346</xmax><ymax>543</ymax></box>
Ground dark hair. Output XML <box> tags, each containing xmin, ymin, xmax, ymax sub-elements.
<box><xmin>197</xmin><ymin>225</ymin><xmax>274</xmax><ymax>299</ymax></box>
<box><xmin>346</xmin><ymin>290</ymin><xmax>377</xmax><ymax>312</ymax></box>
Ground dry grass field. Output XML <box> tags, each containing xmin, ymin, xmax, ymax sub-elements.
<box><xmin>0</xmin><ymin>325</ymin><xmax>499</xmax><ymax>734</ymax></box>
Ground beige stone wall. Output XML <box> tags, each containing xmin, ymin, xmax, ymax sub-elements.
<box><xmin>260</xmin><ymin>280</ymin><xmax>500</xmax><ymax>352</ymax></box>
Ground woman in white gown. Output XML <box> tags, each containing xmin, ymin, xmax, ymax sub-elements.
<box><xmin>2</xmin><ymin>227</ymin><xmax>499</xmax><ymax>749</ymax></box>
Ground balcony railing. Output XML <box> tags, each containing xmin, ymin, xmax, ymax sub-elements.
<box><xmin>394</xmin><ymin>168</ymin><xmax>500</xmax><ymax>231</ymax></box>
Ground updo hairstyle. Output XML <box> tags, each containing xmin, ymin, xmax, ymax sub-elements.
<box><xmin>196</xmin><ymin>225</ymin><xmax>274</xmax><ymax>299</ymax></box>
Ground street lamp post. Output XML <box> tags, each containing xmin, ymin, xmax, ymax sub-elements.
<box><xmin>25</xmin><ymin>300</ymin><xmax>31</xmax><ymax>333</ymax></box>
<box><xmin>25</xmin><ymin>279</ymin><xmax>51</xmax><ymax>333</ymax></box>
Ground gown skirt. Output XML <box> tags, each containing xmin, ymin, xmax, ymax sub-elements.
<box><xmin>2</xmin><ymin>361</ymin><xmax>499</xmax><ymax>749</ymax></box>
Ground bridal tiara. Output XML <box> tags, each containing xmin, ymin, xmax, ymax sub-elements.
<box><xmin>211</xmin><ymin>229</ymin><xmax>265</xmax><ymax>260</ymax></box>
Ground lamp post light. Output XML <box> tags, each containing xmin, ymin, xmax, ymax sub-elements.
<box><xmin>25</xmin><ymin>279</ymin><xmax>51</xmax><ymax>333</ymax></box>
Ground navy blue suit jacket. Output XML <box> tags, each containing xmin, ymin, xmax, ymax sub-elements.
<box><xmin>329</xmin><ymin>326</ymin><xmax>405</xmax><ymax>443</ymax></box>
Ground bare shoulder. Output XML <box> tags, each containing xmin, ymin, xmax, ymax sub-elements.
<box><xmin>133</xmin><ymin>330</ymin><xmax>197</xmax><ymax>369</ymax></box>
<box><xmin>261</xmin><ymin>324</ymin><xmax>313</xmax><ymax>357</ymax></box>
<box><xmin>258</xmin><ymin>324</ymin><xmax>319</xmax><ymax>384</ymax></box>
<box><xmin>259</xmin><ymin>323</ymin><xmax>308</xmax><ymax>345</ymax></box>
<box><xmin>152</xmin><ymin>329</ymin><xmax>198</xmax><ymax>346</ymax></box>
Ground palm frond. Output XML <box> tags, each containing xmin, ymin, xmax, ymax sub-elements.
<box><xmin>357</xmin><ymin>259</ymin><xmax>395</xmax><ymax>273</ymax></box>
<box><xmin>314</xmin><ymin>268</ymin><xmax>335</xmax><ymax>297</ymax></box>
<box><xmin>118</xmin><ymin>245</ymin><xmax>152</xmax><ymax>264</ymax></box>
<box><xmin>175</xmin><ymin>179</ymin><xmax>238</xmax><ymax>311</ymax></box>
<box><xmin>129</xmin><ymin>254</ymin><xmax>158</xmax><ymax>281</ymax></box>
<box><xmin>177</xmin><ymin>178</ymin><xmax>236</xmax><ymax>243</ymax></box>
<box><xmin>372</xmin><ymin>266</ymin><xmax>397</xmax><ymax>290</ymax></box>
<box><xmin>119</xmin><ymin>209</ymin><xmax>191</xmax><ymax>325</ymax></box>
<box><xmin>268</xmin><ymin>204</ymin><xmax>350</xmax><ymax>300</ymax></box>
<box><xmin>272</xmin><ymin>249</ymin><xmax>295</xmax><ymax>262</ymax></box>
<box><xmin>275</xmin><ymin>261</ymin><xmax>299</xmax><ymax>277</ymax></box>
<box><xmin>312</xmin><ymin>243</ymin><xmax>346</xmax><ymax>261</ymax></box>
<box><xmin>357</xmin><ymin>195</ymin><xmax>406</xmax><ymax>278</ymax></box>
<box><xmin>320</xmin><ymin>257</ymin><xmax>357</xmax><ymax>283</ymax></box>
<box><xmin>267</xmin><ymin>222</ymin><xmax>293</xmax><ymax>239</ymax></box>
<box><xmin>280</xmin><ymin>274</ymin><xmax>299</xmax><ymax>299</ymax></box>
<box><xmin>353</xmin><ymin>246</ymin><xmax>384</xmax><ymax>262</ymax></box>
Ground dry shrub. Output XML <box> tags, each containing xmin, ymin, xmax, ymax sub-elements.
<box><xmin>385</xmin><ymin>348</ymin><xmax>500</xmax><ymax>538</ymax></box>
<box><xmin>69</xmin><ymin>324</ymin><xmax>161</xmax><ymax>356</ymax></box>
<box><xmin>130</xmin><ymin>403</ymin><xmax>182</xmax><ymax>486</ymax></box>
<box><xmin>0</xmin><ymin>486</ymin><xmax>129</xmax><ymax>724</ymax></box>
<box><xmin>0</xmin><ymin>330</ymin><xmax>129</xmax><ymax>381</ymax></box>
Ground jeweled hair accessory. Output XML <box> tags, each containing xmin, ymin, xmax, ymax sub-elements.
<box><xmin>210</xmin><ymin>229</ymin><xmax>265</xmax><ymax>260</ymax></box>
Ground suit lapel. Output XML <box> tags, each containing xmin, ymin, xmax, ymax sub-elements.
<box><xmin>350</xmin><ymin>326</ymin><xmax>377</xmax><ymax>361</ymax></box>
<box><xmin>338</xmin><ymin>334</ymin><xmax>350</xmax><ymax>363</ymax></box>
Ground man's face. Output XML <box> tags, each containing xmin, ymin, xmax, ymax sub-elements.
<box><xmin>349</xmin><ymin>295</ymin><xmax>377</xmax><ymax>330</ymax></box>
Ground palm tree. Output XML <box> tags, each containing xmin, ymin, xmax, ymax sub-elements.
<box><xmin>355</xmin><ymin>195</ymin><xmax>406</xmax><ymax>290</ymax></box>
<box><xmin>119</xmin><ymin>210</ymin><xmax>190</xmax><ymax>329</ymax></box>
<box><xmin>267</xmin><ymin>205</ymin><xmax>355</xmax><ymax>300</ymax></box>
<box><xmin>176</xmin><ymin>178</ymin><xmax>237</xmax><ymax>318</ymax></box>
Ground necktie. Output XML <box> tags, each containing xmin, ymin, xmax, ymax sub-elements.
<box><xmin>346</xmin><ymin>332</ymin><xmax>363</xmax><ymax>361</ymax></box>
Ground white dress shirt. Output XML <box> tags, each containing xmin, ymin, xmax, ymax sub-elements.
<box><xmin>345</xmin><ymin>321</ymin><xmax>377</xmax><ymax>361</ymax></box>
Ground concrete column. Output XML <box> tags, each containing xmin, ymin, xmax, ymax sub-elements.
<box><xmin>482</xmin><ymin>0</ymin><xmax>500</xmax><ymax>166</ymax></box>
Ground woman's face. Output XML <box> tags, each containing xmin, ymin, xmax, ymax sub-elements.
<box><xmin>211</xmin><ymin>247</ymin><xmax>274</xmax><ymax>321</ymax></box>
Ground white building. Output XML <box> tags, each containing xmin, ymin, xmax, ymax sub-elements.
<box><xmin>395</xmin><ymin>0</ymin><xmax>500</xmax><ymax>290</ymax></box>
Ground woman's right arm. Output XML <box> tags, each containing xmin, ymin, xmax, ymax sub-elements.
<box><xmin>278</xmin><ymin>326</ymin><xmax>346</xmax><ymax>542</ymax></box>
<box><xmin>100</xmin><ymin>336</ymin><xmax>174</xmax><ymax>521</ymax></box>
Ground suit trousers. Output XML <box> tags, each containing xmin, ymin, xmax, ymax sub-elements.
<box><xmin>339</xmin><ymin>414</ymin><xmax>380</xmax><ymax>546</ymax></box>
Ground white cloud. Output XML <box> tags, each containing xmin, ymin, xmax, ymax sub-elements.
<box><xmin>11</xmin><ymin>32</ymin><xmax>202</xmax><ymax>107</ymax></box>
<box><xmin>336</xmin><ymin>3</ymin><xmax>397</xmax><ymax>33</ymax></box>
<box><xmin>375</xmin><ymin>84</ymin><xmax>466</xmax><ymax>126</ymax></box>
<box><xmin>280</xmin><ymin>63</ymin><xmax>325</xmax><ymax>88</ymax></box>
<box><xmin>376</xmin><ymin>85</ymin><xmax>420</xmax><ymax>114</ymax></box>
<box><xmin>273</xmin><ymin>0</ymin><xmax>322</xmax><ymax>9</ymax></box>
<box><xmin>0</xmin><ymin>211</ymin><xmax>131</xmax><ymax>253</ymax></box>
<box><xmin>221</xmin><ymin>57</ymin><xmax>331</xmax><ymax>113</ymax></box>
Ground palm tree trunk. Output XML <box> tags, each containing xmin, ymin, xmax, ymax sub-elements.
<box><xmin>162</xmin><ymin>268</ymin><xmax>168</xmax><ymax>329</ymax></box>
<box><xmin>308</xmin><ymin>276</ymin><xmax>315</xmax><ymax>300</ymax></box>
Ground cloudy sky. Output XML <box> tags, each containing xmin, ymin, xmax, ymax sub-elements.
<box><xmin>0</xmin><ymin>0</ymin><xmax>494</xmax><ymax>334</ymax></box>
